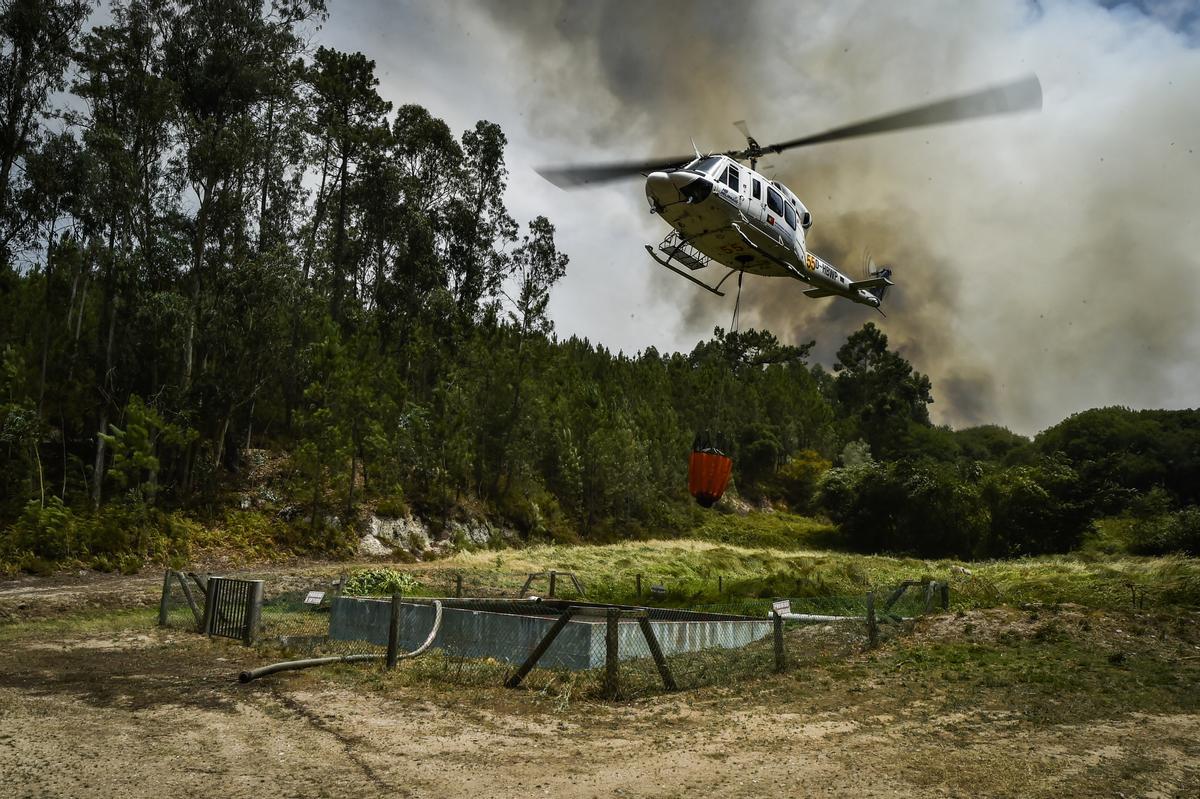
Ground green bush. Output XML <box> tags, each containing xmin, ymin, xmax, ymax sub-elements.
<box><xmin>4</xmin><ymin>498</ymin><xmax>80</xmax><ymax>561</ymax></box>
<box><xmin>375</xmin><ymin>491</ymin><xmax>410</xmax><ymax>519</ymax></box>
<box><xmin>817</xmin><ymin>459</ymin><xmax>987</xmax><ymax>558</ymax></box>
<box><xmin>1129</xmin><ymin>508</ymin><xmax>1200</xmax><ymax>556</ymax></box>
<box><xmin>979</xmin><ymin>460</ymin><xmax>1091</xmax><ymax>556</ymax></box>
<box><xmin>344</xmin><ymin>567</ymin><xmax>421</xmax><ymax>596</ymax></box>
<box><xmin>776</xmin><ymin>450</ymin><xmax>832</xmax><ymax>511</ymax></box>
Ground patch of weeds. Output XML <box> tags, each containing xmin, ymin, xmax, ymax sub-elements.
<box><xmin>858</xmin><ymin>634</ymin><xmax>1200</xmax><ymax>724</ymax></box>
<box><xmin>0</xmin><ymin>607</ymin><xmax>157</xmax><ymax>642</ymax></box>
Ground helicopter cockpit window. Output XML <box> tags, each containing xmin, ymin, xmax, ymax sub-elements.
<box><xmin>784</xmin><ymin>202</ymin><xmax>797</xmax><ymax>229</ymax></box>
<box><xmin>767</xmin><ymin>187</ymin><xmax>784</xmax><ymax>216</ymax></box>
<box><xmin>723</xmin><ymin>165</ymin><xmax>740</xmax><ymax>192</ymax></box>
<box><xmin>752</xmin><ymin>179</ymin><xmax>762</xmax><ymax>200</ymax></box>
<box><xmin>687</xmin><ymin>156</ymin><xmax>724</xmax><ymax>176</ymax></box>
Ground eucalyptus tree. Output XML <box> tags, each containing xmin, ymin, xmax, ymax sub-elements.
<box><xmin>0</xmin><ymin>0</ymin><xmax>92</xmax><ymax>268</ymax></box>
<box><xmin>302</xmin><ymin>46</ymin><xmax>390</xmax><ymax>323</ymax></box>
<box><xmin>447</xmin><ymin>121</ymin><xmax>514</xmax><ymax>322</ymax></box>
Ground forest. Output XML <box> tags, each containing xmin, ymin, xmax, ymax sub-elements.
<box><xmin>2</xmin><ymin>0</ymin><xmax>1199</xmax><ymax>574</ymax></box>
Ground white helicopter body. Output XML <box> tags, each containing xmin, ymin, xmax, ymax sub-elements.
<box><xmin>643</xmin><ymin>155</ymin><xmax>890</xmax><ymax>309</ymax></box>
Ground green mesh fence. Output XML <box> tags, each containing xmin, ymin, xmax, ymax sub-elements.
<box><xmin>158</xmin><ymin>570</ymin><xmax>206</xmax><ymax>632</ymax></box>
<box><xmin>160</xmin><ymin>568</ymin><xmax>950</xmax><ymax>700</ymax></box>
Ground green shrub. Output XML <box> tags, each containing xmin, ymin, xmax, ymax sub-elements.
<box><xmin>776</xmin><ymin>450</ymin><xmax>832</xmax><ymax>511</ymax></box>
<box><xmin>1129</xmin><ymin>508</ymin><xmax>1200</xmax><ymax>556</ymax></box>
<box><xmin>375</xmin><ymin>491</ymin><xmax>410</xmax><ymax>518</ymax></box>
<box><xmin>5</xmin><ymin>498</ymin><xmax>79</xmax><ymax>561</ymax></box>
<box><xmin>979</xmin><ymin>460</ymin><xmax>1091</xmax><ymax>557</ymax></box>
<box><xmin>344</xmin><ymin>568</ymin><xmax>420</xmax><ymax>596</ymax></box>
<box><xmin>817</xmin><ymin>459</ymin><xmax>987</xmax><ymax>558</ymax></box>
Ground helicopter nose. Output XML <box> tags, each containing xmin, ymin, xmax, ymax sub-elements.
<box><xmin>646</xmin><ymin>170</ymin><xmax>708</xmax><ymax>208</ymax></box>
<box><xmin>646</xmin><ymin>171</ymin><xmax>680</xmax><ymax>205</ymax></box>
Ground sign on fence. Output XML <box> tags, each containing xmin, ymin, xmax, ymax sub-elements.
<box><xmin>772</xmin><ymin>599</ymin><xmax>792</xmax><ymax>616</ymax></box>
<box><xmin>304</xmin><ymin>591</ymin><xmax>326</xmax><ymax>605</ymax></box>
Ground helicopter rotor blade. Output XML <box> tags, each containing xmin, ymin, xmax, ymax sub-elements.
<box><xmin>536</xmin><ymin>75</ymin><xmax>1041</xmax><ymax>189</ymax></box>
<box><xmin>733</xmin><ymin>119</ymin><xmax>753</xmax><ymax>141</ymax></box>
<box><xmin>536</xmin><ymin>154</ymin><xmax>698</xmax><ymax>188</ymax></box>
<box><xmin>756</xmin><ymin>74</ymin><xmax>1042</xmax><ymax>156</ymax></box>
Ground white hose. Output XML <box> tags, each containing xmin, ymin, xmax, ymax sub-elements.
<box><xmin>395</xmin><ymin>600</ymin><xmax>443</xmax><ymax>660</ymax></box>
<box><xmin>240</xmin><ymin>599</ymin><xmax>444</xmax><ymax>682</ymax></box>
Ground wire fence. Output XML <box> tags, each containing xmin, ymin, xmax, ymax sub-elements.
<box><xmin>160</xmin><ymin>568</ymin><xmax>950</xmax><ymax>700</ymax></box>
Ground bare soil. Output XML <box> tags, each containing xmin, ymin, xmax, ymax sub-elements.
<box><xmin>2</xmin><ymin>575</ymin><xmax>1199</xmax><ymax>798</ymax></box>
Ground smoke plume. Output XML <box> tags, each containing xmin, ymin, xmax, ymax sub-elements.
<box><xmin>361</xmin><ymin>0</ymin><xmax>1200</xmax><ymax>434</ymax></box>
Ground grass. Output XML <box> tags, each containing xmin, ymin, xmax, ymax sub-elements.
<box><xmin>0</xmin><ymin>606</ymin><xmax>157</xmax><ymax>642</ymax></box>
<box><xmin>410</xmin><ymin>527</ymin><xmax>1200</xmax><ymax>610</ymax></box>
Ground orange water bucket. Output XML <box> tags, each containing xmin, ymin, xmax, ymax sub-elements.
<box><xmin>688</xmin><ymin>448</ymin><xmax>733</xmax><ymax>508</ymax></box>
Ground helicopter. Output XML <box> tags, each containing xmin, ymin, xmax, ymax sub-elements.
<box><xmin>537</xmin><ymin>76</ymin><xmax>1042</xmax><ymax>315</ymax></box>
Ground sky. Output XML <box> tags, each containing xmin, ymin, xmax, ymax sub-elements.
<box><xmin>321</xmin><ymin>0</ymin><xmax>1200</xmax><ymax>436</ymax></box>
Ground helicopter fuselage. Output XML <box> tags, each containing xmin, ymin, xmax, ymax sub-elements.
<box><xmin>644</xmin><ymin>155</ymin><xmax>889</xmax><ymax>309</ymax></box>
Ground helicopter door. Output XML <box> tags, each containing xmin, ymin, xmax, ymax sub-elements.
<box><xmin>766</xmin><ymin>186</ymin><xmax>792</xmax><ymax>247</ymax></box>
<box><xmin>750</xmin><ymin>178</ymin><xmax>764</xmax><ymax>221</ymax></box>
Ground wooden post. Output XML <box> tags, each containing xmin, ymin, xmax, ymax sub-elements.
<box><xmin>637</xmin><ymin>617</ymin><xmax>677</xmax><ymax>691</ymax></box>
<box><xmin>866</xmin><ymin>591</ymin><xmax>879</xmax><ymax>648</ymax></box>
<box><xmin>604</xmin><ymin>607</ymin><xmax>620</xmax><ymax>699</ymax></box>
<box><xmin>568</xmin><ymin>572</ymin><xmax>585</xmax><ymax>596</ymax></box>
<box><xmin>718</xmin><ymin>575</ymin><xmax>723</xmax><ymax>595</ymax></box>
<box><xmin>940</xmin><ymin>582</ymin><xmax>950</xmax><ymax>611</ymax></box>
<box><xmin>188</xmin><ymin>571</ymin><xmax>208</xmax><ymax>593</ymax></box>
<box><xmin>518</xmin><ymin>573</ymin><xmax>537</xmax><ymax>597</ymax></box>
<box><xmin>773</xmin><ymin>611</ymin><xmax>786</xmax><ymax>673</ymax></box>
<box><xmin>158</xmin><ymin>570</ymin><xmax>172</xmax><ymax>626</ymax></box>
<box><xmin>636</xmin><ymin>574</ymin><xmax>642</xmax><ymax>599</ymax></box>
<box><xmin>455</xmin><ymin>573</ymin><xmax>463</xmax><ymax>598</ymax></box>
<box><xmin>506</xmin><ymin>608</ymin><xmax>577</xmax><ymax>688</ymax></box>
<box><xmin>548</xmin><ymin>570</ymin><xmax>557</xmax><ymax>598</ymax></box>
<box><xmin>386</xmin><ymin>593</ymin><xmax>403</xmax><ymax>670</ymax></box>
<box><xmin>883</xmin><ymin>581</ymin><xmax>914</xmax><ymax>612</ymax></box>
<box><xmin>923</xmin><ymin>581</ymin><xmax>936</xmax><ymax>614</ymax></box>
<box><xmin>174</xmin><ymin>572</ymin><xmax>202</xmax><ymax>627</ymax></box>
<box><xmin>243</xmin><ymin>580</ymin><xmax>264</xmax><ymax>645</ymax></box>
<box><xmin>201</xmin><ymin>577</ymin><xmax>218</xmax><ymax>636</ymax></box>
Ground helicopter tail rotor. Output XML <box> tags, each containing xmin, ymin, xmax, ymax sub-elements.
<box><xmin>868</xmin><ymin>267</ymin><xmax>893</xmax><ymax>305</ymax></box>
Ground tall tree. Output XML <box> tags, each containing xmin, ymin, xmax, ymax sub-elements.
<box><xmin>832</xmin><ymin>322</ymin><xmax>933</xmax><ymax>459</ymax></box>
<box><xmin>0</xmin><ymin>0</ymin><xmax>92</xmax><ymax>267</ymax></box>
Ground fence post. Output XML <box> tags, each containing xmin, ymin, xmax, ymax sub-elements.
<box><xmin>923</xmin><ymin>581</ymin><xmax>936</xmax><ymax>614</ymax></box>
<box><xmin>506</xmin><ymin>608</ymin><xmax>577</xmax><ymax>688</ymax></box>
<box><xmin>940</xmin><ymin>582</ymin><xmax>950</xmax><ymax>611</ymax></box>
<box><xmin>636</xmin><ymin>574</ymin><xmax>642</xmax><ymax>599</ymax></box>
<box><xmin>200</xmin><ymin>577</ymin><xmax>218</xmax><ymax>636</ymax></box>
<box><xmin>548</xmin><ymin>570</ymin><xmax>557</xmax><ymax>598</ymax></box>
<box><xmin>158</xmin><ymin>570</ymin><xmax>172</xmax><ymax>627</ymax></box>
<box><xmin>866</xmin><ymin>590</ymin><xmax>879</xmax><ymax>648</ymax></box>
<box><xmin>604</xmin><ymin>608</ymin><xmax>620</xmax><ymax>699</ymax></box>
<box><xmin>773</xmin><ymin>611</ymin><xmax>786</xmax><ymax>673</ymax></box>
<box><xmin>243</xmin><ymin>580</ymin><xmax>264</xmax><ymax>645</ymax></box>
<box><xmin>637</xmin><ymin>616</ymin><xmax>677</xmax><ymax>691</ymax></box>
<box><xmin>455</xmin><ymin>573</ymin><xmax>463</xmax><ymax>598</ymax></box>
<box><xmin>718</xmin><ymin>575</ymin><xmax>723</xmax><ymax>595</ymax></box>
<box><xmin>386</xmin><ymin>592</ymin><xmax>403</xmax><ymax>669</ymax></box>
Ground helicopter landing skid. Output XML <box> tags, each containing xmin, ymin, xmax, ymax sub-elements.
<box><xmin>644</xmin><ymin>245</ymin><xmax>736</xmax><ymax>297</ymax></box>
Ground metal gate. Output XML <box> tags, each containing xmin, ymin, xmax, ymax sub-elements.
<box><xmin>202</xmin><ymin>577</ymin><xmax>264</xmax><ymax>644</ymax></box>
